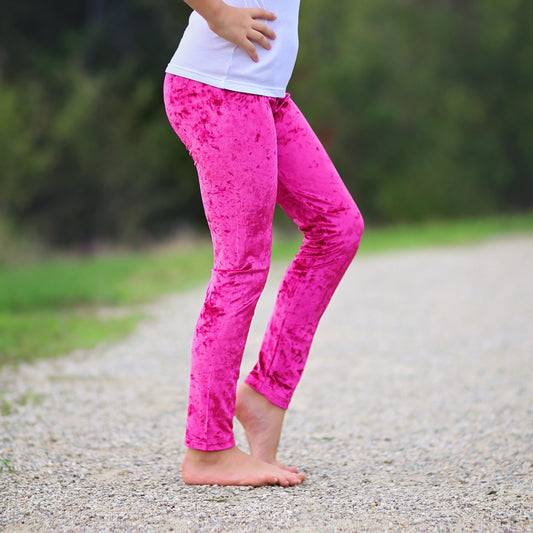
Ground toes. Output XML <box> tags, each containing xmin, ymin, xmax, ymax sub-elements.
<box><xmin>278</xmin><ymin>463</ymin><xmax>298</xmax><ymax>473</ymax></box>
<box><xmin>284</xmin><ymin>472</ymin><xmax>304</xmax><ymax>486</ymax></box>
<box><xmin>294</xmin><ymin>472</ymin><xmax>305</xmax><ymax>483</ymax></box>
<box><xmin>268</xmin><ymin>465</ymin><xmax>304</xmax><ymax>487</ymax></box>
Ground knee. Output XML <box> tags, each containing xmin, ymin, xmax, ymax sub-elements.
<box><xmin>302</xmin><ymin>201</ymin><xmax>363</xmax><ymax>266</ymax></box>
<box><xmin>242</xmin><ymin>266</ymin><xmax>270</xmax><ymax>298</ymax></box>
<box><xmin>327</xmin><ymin>200</ymin><xmax>364</xmax><ymax>261</ymax></box>
<box><xmin>210</xmin><ymin>265</ymin><xmax>270</xmax><ymax>305</ymax></box>
<box><xmin>344</xmin><ymin>202</ymin><xmax>364</xmax><ymax>257</ymax></box>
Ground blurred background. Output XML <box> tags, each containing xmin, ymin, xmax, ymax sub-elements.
<box><xmin>1</xmin><ymin>0</ymin><xmax>532</xmax><ymax>253</ymax></box>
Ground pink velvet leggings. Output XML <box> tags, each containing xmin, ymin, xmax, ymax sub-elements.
<box><xmin>163</xmin><ymin>74</ymin><xmax>364</xmax><ymax>451</ymax></box>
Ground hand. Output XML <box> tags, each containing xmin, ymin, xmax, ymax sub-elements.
<box><xmin>206</xmin><ymin>4</ymin><xmax>277</xmax><ymax>62</ymax></box>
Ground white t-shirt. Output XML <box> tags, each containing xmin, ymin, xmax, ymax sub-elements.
<box><xmin>165</xmin><ymin>0</ymin><xmax>300</xmax><ymax>97</ymax></box>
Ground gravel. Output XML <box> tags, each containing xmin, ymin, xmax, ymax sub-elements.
<box><xmin>1</xmin><ymin>235</ymin><xmax>532</xmax><ymax>532</ymax></box>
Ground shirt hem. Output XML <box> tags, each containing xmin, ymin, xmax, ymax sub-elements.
<box><xmin>165</xmin><ymin>65</ymin><xmax>286</xmax><ymax>98</ymax></box>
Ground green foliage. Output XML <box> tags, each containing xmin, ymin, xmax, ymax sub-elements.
<box><xmin>0</xmin><ymin>68</ymin><xmax>201</xmax><ymax>245</ymax></box>
<box><xmin>1</xmin><ymin>0</ymin><xmax>200</xmax><ymax>246</ymax></box>
<box><xmin>292</xmin><ymin>0</ymin><xmax>533</xmax><ymax>223</ymax></box>
<box><xmin>0</xmin><ymin>0</ymin><xmax>532</xmax><ymax>246</ymax></box>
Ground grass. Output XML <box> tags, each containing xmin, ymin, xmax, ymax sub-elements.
<box><xmin>0</xmin><ymin>458</ymin><xmax>15</xmax><ymax>473</ymax></box>
<box><xmin>0</xmin><ymin>245</ymin><xmax>213</xmax><ymax>369</ymax></box>
<box><xmin>358</xmin><ymin>212</ymin><xmax>533</xmax><ymax>254</ymax></box>
<box><xmin>0</xmin><ymin>246</ymin><xmax>214</xmax><ymax>312</ymax></box>
<box><xmin>0</xmin><ymin>310</ymin><xmax>141</xmax><ymax>367</ymax></box>
<box><xmin>1</xmin><ymin>212</ymin><xmax>532</xmax><ymax>370</ymax></box>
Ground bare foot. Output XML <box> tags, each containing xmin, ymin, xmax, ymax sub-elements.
<box><xmin>235</xmin><ymin>383</ymin><xmax>301</xmax><ymax>474</ymax></box>
<box><xmin>181</xmin><ymin>446</ymin><xmax>304</xmax><ymax>486</ymax></box>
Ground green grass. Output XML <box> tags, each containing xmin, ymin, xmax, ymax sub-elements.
<box><xmin>0</xmin><ymin>246</ymin><xmax>214</xmax><ymax>312</ymax></box>
<box><xmin>0</xmin><ymin>458</ymin><xmax>15</xmax><ymax>473</ymax></box>
<box><xmin>0</xmin><ymin>310</ymin><xmax>141</xmax><ymax>367</ymax></box>
<box><xmin>0</xmin><ymin>246</ymin><xmax>213</xmax><ymax>369</ymax></box>
<box><xmin>1</xmin><ymin>212</ymin><xmax>532</xmax><ymax>370</ymax></box>
<box><xmin>358</xmin><ymin>212</ymin><xmax>533</xmax><ymax>254</ymax></box>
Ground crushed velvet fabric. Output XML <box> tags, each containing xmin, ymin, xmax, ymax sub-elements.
<box><xmin>164</xmin><ymin>74</ymin><xmax>364</xmax><ymax>451</ymax></box>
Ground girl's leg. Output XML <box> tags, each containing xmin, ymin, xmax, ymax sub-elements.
<box><xmin>238</xmin><ymin>95</ymin><xmax>364</xmax><ymax>463</ymax></box>
<box><xmin>164</xmin><ymin>74</ymin><xmax>304</xmax><ymax>485</ymax></box>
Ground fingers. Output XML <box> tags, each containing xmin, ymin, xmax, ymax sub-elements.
<box><xmin>243</xmin><ymin>28</ymin><xmax>275</xmax><ymax>62</ymax></box>
<box><xmin>251</xmin><ymin>19</ymin><xmax>276</xmax><ymax>41</ymax></box>
<box><xmin>249</xmin><ymin>29</ymin><xmax>272</xmax><ymax>50</ymax></box>
<box><xmin>245</xmin><ymin>15</ymin><xmax>276</xmax><ymax>61</ymax></box>
<box><xmin>209</xmin><ymin>5</ymin><xmax>277</xmax><ymax>63</ymax></box>
<box><xmin>248</xmin><ymin>7</ymin><xmax>277</xmax><ymax>22</ymax></box>
<box><xmin>244</xmin><ymin>41</ymin><xmax>259</xmax><ymax>63</ymax></box>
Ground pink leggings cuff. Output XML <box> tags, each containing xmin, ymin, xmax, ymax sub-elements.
<box><xmin>244</xmin><ymin>375</ymin><xmax>291</xmax><ymax>410</ymax></box>
<box><xmin>184</xmin><ymin>436</ymin><xmax>236</xmax><ymax>452</ymax></box>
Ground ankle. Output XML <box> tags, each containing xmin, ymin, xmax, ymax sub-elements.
<box><xmin>184</xmin><ymin>446</ymin><xmax>235</xmax><ymax>465</ymax></box>
<box><xmin>238</xmin><ymin>383</ymin><xmax>286</xmax><ymax>416</ymax></box>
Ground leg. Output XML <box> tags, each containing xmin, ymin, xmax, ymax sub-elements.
<box><xmin>164</xmin><ymin>75</ymin><xmax>304</xmax><ymax>485</ymax></box>
<box><xmin>238</xmin><ymin>95</ymin><xmax>364</xmax><ymax>464</ymax></box>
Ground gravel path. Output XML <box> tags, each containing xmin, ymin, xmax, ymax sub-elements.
<box><xmin>1</xmin><ymin>235</ymin><xmax>532</xmax><ymax>532</ymax></box>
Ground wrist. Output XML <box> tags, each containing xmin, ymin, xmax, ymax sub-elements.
<box><xmin>196</xmin><ymin>0</ymin><xmax>229</xmax><ymax>29</ymax></box>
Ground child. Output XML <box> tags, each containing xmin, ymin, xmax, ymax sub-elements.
<box><xmin>163</xmin><ymin>0</ymin><xmax>364</xmax><ymax>487</ymax></box>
